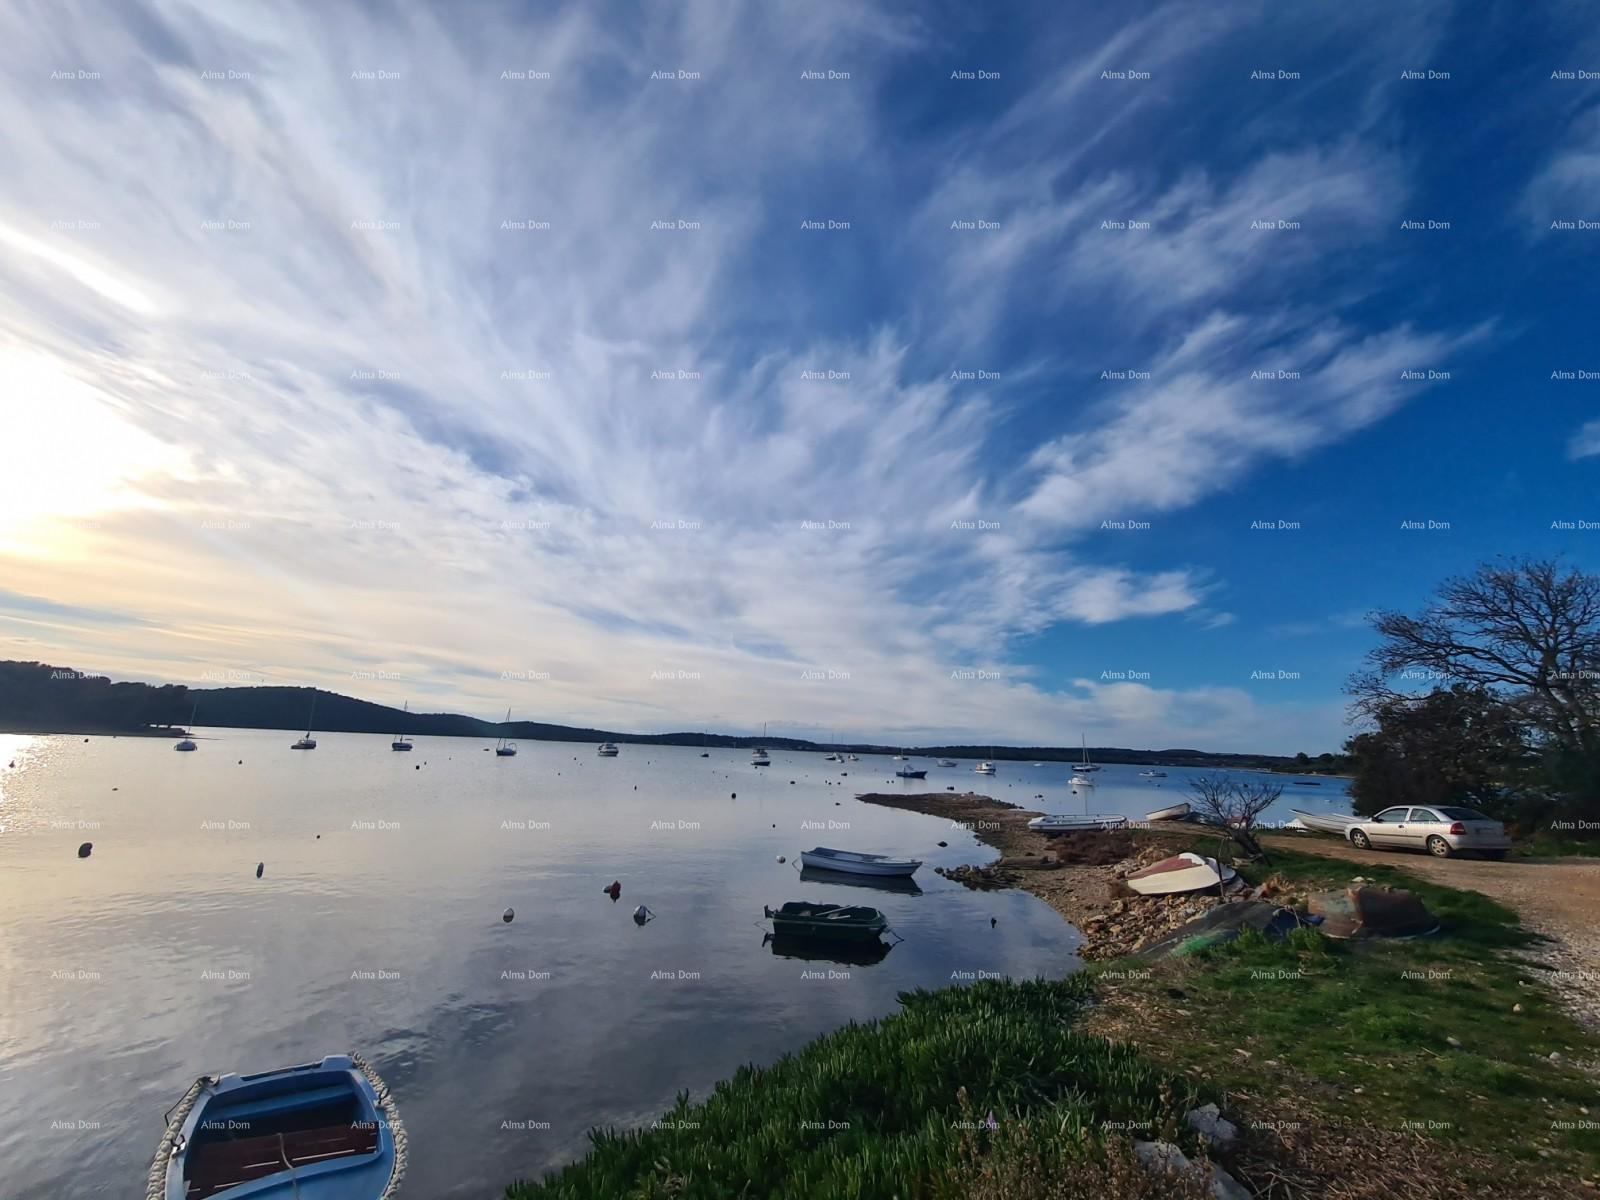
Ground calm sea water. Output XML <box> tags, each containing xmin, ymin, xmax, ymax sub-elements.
<box><xmin>0</xmin><ymin>731</ymin><xmax>1348</xmax><ymax>1198</ymax></box>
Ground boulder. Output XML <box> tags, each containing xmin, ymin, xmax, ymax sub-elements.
<box><xmin>1185</xmin><ymin>1103</ymin><xmax>1239</xmax><ymax>1148</ymax></box>
<box><xmin>1132</xmin><ymin>1140</ymin><xmax>1250</xmax><ymax>1200</ymax></box>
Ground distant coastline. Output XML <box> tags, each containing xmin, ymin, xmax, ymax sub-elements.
<box><xmin>0</xmin><ymin>659</ymin><xmax>1349</xmax><ymax>771</ymax></box>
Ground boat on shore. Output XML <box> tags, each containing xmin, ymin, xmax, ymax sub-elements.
<box><xmin>764</xmin><ymin>901</ymin><xmax>888</xmax><ymax>942</ymax></box>
<box><xmin>1145</xmin><ymin>801</ymin><xmax>1191</xmax><ymax>822</ymax></box>
<box><xmin>1289</xmin><ymin>809</ymin><xmax>1361</xmax><ymax>834</ymax></box>
<box><xmin>1125</xmin><ymin>852</ymin><xmax>1236</xmax><ymax>896</ymax></box>
<box><xmin>1027</xmin><ymin>813</ymin><xmax>1128</xmax><ymax>833</ymax></box>
<box><xmin>150</xmin><ymin>1052</ymin><xmax>404</xmax><ymax>1200</ymax></box>
<box><xmin>800</xmin><ymin>847</ymin><xmax>920</xmax><ymax>877</ymax></box>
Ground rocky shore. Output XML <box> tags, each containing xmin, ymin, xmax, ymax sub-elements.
<box><xmin>855</xmin><ymin>790</ymin><xmax>1273</xmax><ymax>959</ymax></box>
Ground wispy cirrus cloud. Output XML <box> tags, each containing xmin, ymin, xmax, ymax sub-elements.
<box><xmin>0</xmin><ymin>0</ymin><xmax>1515</xmax><ymax>752</ymax></box>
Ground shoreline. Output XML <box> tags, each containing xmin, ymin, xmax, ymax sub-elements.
<box><xmin>856</xmin><ymin>790</ymin><xmax>1242</xmax><ymax>960</ymax></box>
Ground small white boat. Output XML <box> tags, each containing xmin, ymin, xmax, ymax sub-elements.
<box><xmin>1028</xmin><ymin>813</ymin><xmax>1128</xmax><ymax>833</ymax></box>
<box><xmin>1289</xmin><ymin>809</ymin><xmax>1361</xmax><ymax>835</ymax></box>
<box><xmin>750</xmin><ymin>747</ymin><xmax>770</xmax><ymax>765</ymax></box>
<box><xmin>892</xmin><ymin>754</ymin><xmax>907</xmax><ymax>762</ymax></box>
<box><xmin>1070</xmin><ymin>773</ymin><xmax>1095</xmax><ymax>786</ymax></box>
<box><xmin>175</xmin><ymin>701</ymin><xmax>199</xmax><ymax>751</ymax></box>
<box><xmin>1145</xmin><ymin>801</ymin><xmax>1191</xmax><ymax>822</ymax></box>
<box><xmin>598</xmin><ymin>742</ymin><xmax>619</xmax><ymax>756</ymax></box>
<box><xmin>1075</xmin><ymin>733</ymin><xmax>1101</xmax><ymax>772</ymax></box>
<box><xmin>1125</xmin><ymin>852</ymin><xmax>1236</xmax><ymax>896</ymax></box>
<box><xmin>392</xmin><ymin>701</ymin><xmax>412</xmax><ymax>750</ymax></box>
<box><xmin>844</xmin><ymin>753</ymin><xmax>859</xmax><ymax>762</ymax></box>
<box><xmin>800</xmin><ymin>846</ymin><xmax>920</xmax><ymax>877</ymax></box>
<box><xmin>1282</xmin><ymin>816</ymin><xmax>1310</xmax><ymax>831</ymax></box>
<box><xmin>974</xmin><ymin>761</ymin><xmax>996</xmax><ymax>774</ymax></box>
<box><xmin>1139</xmin><ymin>770</ymin><xmax>1167</xmax><ymax>778</ymax></box>
<box><xmin>823</xmin><ymin>753</ymin><xmax>839</xmax><ymax>762</ymax></box>
<box><xmin>936</xmin><ymin>759</ymin><xmax>957</xmax><ymax>768</ymax></box>
<box><xmin>291</xmin><ymin>695</ymin><xmax>318</xmax><ymax>749</ymax></box>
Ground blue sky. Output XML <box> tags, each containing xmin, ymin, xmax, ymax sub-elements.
<box><xmin>0</xmin><ymin>0</ymin><xmax>1595</xmax><ymax>753</ymax></box>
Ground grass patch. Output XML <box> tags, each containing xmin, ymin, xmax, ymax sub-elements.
<box><xmin>504</xmin><ymin>976</ymin><xmax>1209</xmax><ymax>1199</ymax></box>
<box><xmin>1513</xmin><ymin>831</ymin><xmax>1600</xmax><ymax>859</ymax></box>
<box><xmin>1086</xmin><ymin>852</ymin><xmax>1600</xmax><ymax>1183</ymax></box>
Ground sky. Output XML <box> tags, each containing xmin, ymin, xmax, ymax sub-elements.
<box><xmin>0</xmin><ymin>0</ymin><xmax>1596</xmax><ymax>754</ymax></box>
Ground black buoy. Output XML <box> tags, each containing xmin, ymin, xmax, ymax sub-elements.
<box><xmin>77</xmin><ymin>842</ymin><xmax>92</xmax><ymax>858</ymax></box>
<box><xmin>991</xmin><ymin>917</ymin><xmax>997</xmax><ymax>928</ymax></box>
<box><xmin>111</xmin><ymin>787</ymin><xmax>117</xmax><ymax>791</ymax></box>
<box><xmin>316</xmin><ymin>834</ymin><xmax>321</xmax><ymax>839</ymax></box>
<box><xmin>503</xmin><ymin>907</ymin><xmax>515</xmax><ymax>923</ymax></box>
<box><xmin>632</xmin><ymin>904</ymin><xmax>653</xmax><ymax>925</ymax></box>
<box><xmin>731</xmin><ymin>792</ymin><xmax>737</xmax><ymax>799</ymax></box>
<box><xmin>937</xmin><ymin>841</ymin><xmax>948</xmax><ymax>848</ymax></box>
<box><xmin>255</xmin><ymin>862</ymin><xmax>263</xmax><ymax>878</ymax></box>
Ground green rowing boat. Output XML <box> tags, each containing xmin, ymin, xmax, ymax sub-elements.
<box><xmin>764</xmin><ymin>901</ymin><xmax>888</xmax><ymax>942</ymax></box>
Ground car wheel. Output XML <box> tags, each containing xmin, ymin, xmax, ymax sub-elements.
<box><xmin>1349</xmin><ymin>829</ymin><xmax>1372</xmax><ymax>850</ymax></box>
<box><xmin>1482</xmin><ymin>850</ymin><xmax>1508</xmax><ymax>861</ymax></box>
<box><xmin>1427</xmin><ymin>836</ymin><xmax>1453</xmax><ymax>858</ymax></box>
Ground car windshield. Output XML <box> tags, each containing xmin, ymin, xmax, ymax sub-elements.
<box><xmin>1435</xmin><ymin>807</ymin><xmax>1491</xmax><ymax>821</ymax></box>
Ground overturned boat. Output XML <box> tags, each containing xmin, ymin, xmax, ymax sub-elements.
<box><xmin>149</xmin><ymin>1052</ymin><xmax>404</xmax><ymax>1200</ymax></box>
<box><xmin>799</xmin><ymin>846</ymin><xmax>920</xmax><ymax>877</ymax></box>
<box><xmin>1125</xmin><ymin>852</ymin><xmax>1236</xmax><ymax>896</ymax></box>
<box><xmin>1289</xmin><ymin>809</ymin><xmax>1362</xmax><ymax>835</ymax></box>
<box><xmin>1144</xmin><ymin>801</ymin><xmax>1191</xmax><ymax>822</ymax></box>
<box><xmin>1027</xmin><ymin>813</ymin><xmax>1128</xmax><ymax>834</ymax></box>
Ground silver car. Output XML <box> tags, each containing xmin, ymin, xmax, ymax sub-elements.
<box><xmin>1347</xmin><ymin>806</ymin><xmax>1511</xmax><ymax>859</ymax></box>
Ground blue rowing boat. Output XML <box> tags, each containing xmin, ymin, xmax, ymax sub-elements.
<box><xmin>150</xmin><ymin>1053</ymin><xmax>405</xmax><ymax>1199</ymax></box>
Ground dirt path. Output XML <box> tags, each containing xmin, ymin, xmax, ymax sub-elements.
<box><xmin>1263</xmin><ymin>833</ymin><xmax>1600</xmax><ymax>1028</ymax></box>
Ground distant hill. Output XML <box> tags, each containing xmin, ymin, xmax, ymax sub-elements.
<box><xmin>0</xmin><ymin>659</ymin><xmax>1343</xmax><ymax>769</ymax></box>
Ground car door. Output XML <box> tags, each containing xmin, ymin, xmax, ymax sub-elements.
<box><xmin>1366</xmin><ymin>807</ymin><xmax>1410</xmax><ymax>846</ymax></box>
<box><xmin>1398</xmin><ymin>808</ymin><xmax>1442</xmax><ymax>850</ymax></box>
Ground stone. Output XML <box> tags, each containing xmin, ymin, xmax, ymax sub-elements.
<box><xmin>1132</xmin><ymin>1140</ymin><xmax>1251</xmax><ymax>1200</ymax></box>
<box><xmin>1185</xmin><ymin>1102</ymin><xmax>1239</xmax><ymax>1147</ymax></box>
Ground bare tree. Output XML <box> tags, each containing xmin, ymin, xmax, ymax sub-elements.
<box><xmin>1349</xmin><ymin>557</ymin><xmax>1600</xmax><ymax>758</ymax></box>
<box><xmin>1186</xmin><ymin>774</ymin><xmax>1282</xmax><ymax>862</ymax></box>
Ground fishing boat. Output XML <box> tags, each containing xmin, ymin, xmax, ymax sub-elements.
<box><xmin>750</xmin><ymin>722</ymin><xmax>770</xmax><ymax>765</ymax></box>
<box><xmin>1125</xmin><ymin>852</ymin><xmax>1236</xmax><ymax>896</ymax></box>
<box><xmin>764</xmin><ymin>900</ymin><xmax>888</xmax><ymax>942</ymax></box>
<box><xmin>175</xmin><ymin>702</ymin><xmax>198</xmax><ymax>752</ymax></box>
<box><xmin>800</xmin><ymin>846</ymin><xmax>921</xmax><ymax>877</ymax></box>
<box><xmin>1027</xmin><ymin>813</ymin><xmax>1128</xmax><ymax>833</ymax></box>
<box><xmin>1145</xmin><ymin>801</ymin><xmax>1191</xmax><ymax>822</ymax></box>
<box><xmin>494</xmin><ymin>707</ymin><xmax>517</xmax><ymax>756</ymax></box>
<box><xmin>291</xmin><ymin>696</ymin><xmax>317</xmax><ymax>750</ymax></box>
<box><xmin>1139</xmin><ymin>770</ymin><xmax>1167</xmax><ymax>778</ymax></box>
<box><xmin>390</xmin><ymin>702</ymin><xmax>411</xmax><ymax>751</ymax></box>
<box><xmin>895</xmin><ymin>763</ymin><xmax>927</xmax><ymax>779</ymax></box>
<box><xmin>974</xmin><ymin>759</ymin><xmax>996</xmax><ymax>774</ymax></box>
<box><xmin>597</xmin><ymin>742</ymin><xmax>619</xmax><ymax>757</ymax></box>
<box><xmin>1075</xmin><ymin>733</ymin><xmax>1101</xmax><ymax>773</ymax></box>
<box><xmin>1289</xmin><ymin>809</ymin><xmax>1361</xmax><ymax>835</ymax></box>
<box><xmin>149</xmin><ymin>1052</ymin><xmax>404</xmax><ymax>1200</ymax></box>
<box><xmin>936</xmin><ymin>759</ymin><xmax>958</xmax><ymax>768</ymax></box>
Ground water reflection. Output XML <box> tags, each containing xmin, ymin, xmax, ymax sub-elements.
<box><xmin>762</xmin><ymin>932</ymin><xmax>894</xmax><ymax>967</ymax></box>
<box><xmin>797</xmin><ymin>865</ymin><xmax>923</xmax><ymax>895</ymax></box>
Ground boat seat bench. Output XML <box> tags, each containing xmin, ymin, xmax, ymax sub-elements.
<box><xmin>202</xmin><ymin>1083</ymin><xmax>352</xmax><ymax>1125</ymax></box>
<box><xmin>185</xmin><ymin>1123</ymin><xmax>378</xmax><ymax>1198</ymax></box>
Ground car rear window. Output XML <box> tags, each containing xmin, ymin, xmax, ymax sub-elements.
<box><xmin>1435</xmin><ymin>807</ymin><xmax>1490</xmax><ymax>821</ymax></box>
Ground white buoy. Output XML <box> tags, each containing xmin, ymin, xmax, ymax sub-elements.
<box><xmin>776</xmin><ymin>855</ymin><xmax>786</xmax><ymax>864</ymax></box>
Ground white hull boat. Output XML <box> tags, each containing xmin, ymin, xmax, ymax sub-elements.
<box><xmin>1139</xmin><ymin>770</ymin><xmax>1167</xmax><ymax>778</ymax></box>
<box><xmin>974</xmin><ymin>762</ymin><xmax>996</xmax><ymax>774</ymax></box>
<box><xmin>1125</xmin><ymin>852</ymin><xmax>1236</xmax><ymax>895</ymax></box>
<box><xmin>1027</xmin><ymin>813</ymin><xmax>1128</xmax><ymax>833</ymax></box>
<box><xmin>1145</xmin><ymin>801</ymin><xmax>1191</xmax><ymax>822</ymax></box>
<box><xmin>1070</xmin><ymin>774</ymin><xmax>1096</xmax><ymax>786</ymax></box>
<box><xmin>598</xmin><ymin>742</ymin><xmax>619</xmax><ymax>756</ymax></box>
<box><xmin>800</xmin><ymin>846</ymin><xmax>921</xmax><ymax>877</ymax></box>
<box><xmin>936</xmin><ymin>759</ymin><xmax>957</xmax><ymax>768</ymax></box>
<box><xmin>1289</xmin><ymin>809</ymin><xmax>1362</xmax><ymax>835</ymax></box>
